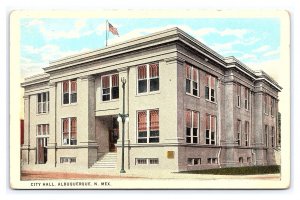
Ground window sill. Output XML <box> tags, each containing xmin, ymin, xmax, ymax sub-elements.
<box><xmin>205</xmin><ymin>99</ymin><xmax>217</xmax><ymax>105</ymax></box>
<box><xmin>36</xmin><ymin>112</ymin><xmax>49</xmax><ymax>116</ymax></box>
<box><xmin>136</xmin><ymin>91</ymin><xmax>160</xmax><ymax>97</ymax></box>
<box><xmin>62</xmin><ymin>103</ymin><xmax>77</xmax><ymax>107</ymax></box>
<box><xmin>100</xmin><ymin>99</ymin><xmax>119</xmax><ymax>103</ymax></box>
<box><xmin>186</xmin><ymin>93</ymin><xmax>200</xmax><ymax>99</ymax></box>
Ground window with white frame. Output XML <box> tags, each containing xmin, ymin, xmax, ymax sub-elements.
<box><xmin>137</xmin><ymin>109</ymin><xmax>159</xmax><ymax>143</ymax></box>
<box><xmin>244</xmin><ymin>87</ymin><xmax>250</xmax><ymax>110</ymax></box>
<box><xmin>60</xmin><ymin>157</ymin><xmax>76</xmax><ymax>163</ymax></box>
<box><xmin>37</xmin><ymin>124</ymin><xmax>49</xmax><ymax>136</ymax></box>
<box><xmin>63</xmin><ymin>79</ymin><xmax>77</xmax><ymax>104</ymax></box>
<box><xmin>205</xmin><ymin>74</ymin><xmax>216</xmax><ymax>102</ymax></box>
<box><xmin>271</xmin><ymin>126</ymin><xmax>275</xmax><ymax>147</ymax></box>
<box><xmin>245</xmin><ymin>121</ymin><xmax>249</xmax><ymax>146</ymax></box>
<box><xmin>135</xmin><ymin>158</ymin><xmax>159</xmax><ymax>165</ymax></box>
<box><xmin>37</xmin><ymin>92</ymin><xmax>49</xmax><ymax>114</ymax></box>
<box><xmin>187</xmin><ymin>158</ymin><xmax>201</xmax><ymax>166</ymax></box>
<box><xmin>62</xmin><ymin>117</ymin><xmax>77</xmax><ymax>145</ymax></box>
<box><xmin>264</xmin><ymin>125</ymin><xmax>269</xmax><ymax>147</ymax></box>
<box><xmin>237</xmin><ymin>120</ymin><xmax>241</xmax><ymax>146</ymax></box>
<box><xmin>185</xmin><ymin>64</ymin><xmax>199</xmax><ymax>96</ymax></box>
<box><xmin>185</xmin><ymin>110</ymin><xmax>199</xmax><ymax>144</ymax></box>
<box><xmin>101</xmin><ymin>74</ymin><xmax>119</xmax><ymax>101</ymax></box>
<box><xmin>236</xmin><ymin>84</ymin><xmax>241</xmax><ymax>107</ymax></box>
<box><xmin>207</xmin><ymin>158</ymin><xmax>218</xmax><ymax>164</ymax></box>
<box><xmin>137</xmin><ymin>63</ymin><xmax>159</xmax><ymax>94</ymax></box>
<box><xmin>271</xmin><ymin>97</ymin><xmax>275</xmax><ymax>116</ymax></box>
<box><xmin>205</xmin><ymin>114</ymin><xmax>216</xmax><ymax>145</ymax></box>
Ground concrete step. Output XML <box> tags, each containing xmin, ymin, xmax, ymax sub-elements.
<box><xmin>91</xmin><ymin>152</ymin><xmax>117</xmax><ymax>169</ymax></box>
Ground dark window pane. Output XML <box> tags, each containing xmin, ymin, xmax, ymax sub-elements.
<box><xmin>138</xmin><ymin>131</ymin><xmax>147</xmax><ymax>137</ymax></box>
<box><xmin>193</xmin><ymin>128</ymin><xmax>198</xmax><ymax>136</ymax></box>
<box><xmin>150</xmin><ymin>78</ymin><xmax>159</xmax><ymax>92</ymax></box>
<box><xmin>71</xmin><ymin>93</ymin><xmax>77</xmax><ymax>103</ymax></box>
<box><xmin>211</xmin><ymin>132</ymin><xmax>215</xmax><ymax>140</ymax></box>
<box><xmin>102</xmin><ymin>94</ymin><xmax>110</xmax><ymax>101</ymax></box>
<box><xmin>211</xmin><ymin>140</ymin><xmax>215</xmax><ymax>145</ymax></box>
<box><xmin>192</xmin><ymin>82</ymin><xmax>198</xmax><ymax>96</ymax></box>
<box><xmin>38</xmin><ymin>94</ymin><xmax>42</xmax><ymax>102</ymax></box>
<box><xmin>205</xmin><ymin>87</ymin><xmax>209</xmax><ymax>99</ymax></box>
<box><xmin>206</xmin><ymin>139</ymin><xmax>210</xmax><ymax>144</ymax></box>
<box><xmin>70</xmin><ymin>139</ymin><xmax>77</xmax><ymax>145</ymax></box>
<box><xmin>206</xmin><ymin>130</ymin><xmax>209</xmax><ymax>138</ymax></box>
<box><xmin>42</xmin><ymin>93</ymin><xmax>47</xmax><ymax>102</ymax></box>
<box><xmin>103</xmin><ymin>88</ymin><xmax>110</xmax><ymax>95</ymax></box>
<box><xmin>149</xmin><ymin>138</ymin><xmax>159</xmax><ymax>143</ymax></box>
<box><xmin>211</xmin><ymin>89</ymin><xmax>215</xmax><ymax>101</ymax></box>
<box><xmin>186</xmin><ymin>128</ymin><xmax>191</xmax><ymax>136</ymax></box>
<box><xmin>186</xmin><ymin>79</ymin><xmax>191</xmax><ymax>93</ymax></box>
<box><xmin>194</xmin><ymin>159</ymin><xmax>199</xmax><ymax>165</ymax></box>
<box><xmin>186</xmin><ymin>137</ymin><xmax>191</xmax><ymax>143</ymax></box>
<box><xmin>138</xmin><ymin>80</ymin><xmax>147</xmax><ymax>93</ymax></box>
<box><xmin>150</xmin><ymin>131</ymin><xmax>159</xmax><ymax>137</ymax></box>
<box><xmin>193</xmin><ymin>137</ymin><xmax>198</xmax><ymax>143</ymax></box>
<box><xmin>138</xmin><ymin>138</ymin><xmax>147</xmax><ymax>143</ymax></box>
<box><xmin>112</xmin><ymin>87</ymin><xmax>119</xmax><ymax>99</ymax></box>
<box><xmin>63</xmin><ymin>93</ymin><xmax>69</xmax><ymax>104</ymax></box>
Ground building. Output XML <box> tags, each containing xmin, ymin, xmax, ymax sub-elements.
<box><xmin>21</xmin><ymin>27</ymin><xmax>281</xmax><ymax>172</ymax></box>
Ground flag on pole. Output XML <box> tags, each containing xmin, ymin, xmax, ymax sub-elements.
<box><xmin>108</xmin><ymin>22</ymin><xmax>119</xmax><ymax>36</ymax></box>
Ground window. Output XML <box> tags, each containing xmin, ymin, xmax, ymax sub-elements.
<box><xmin>185</xmin><ymin>64</ymin><xmax>199</xmax><ymax>96</ymax></box>
<box><xmin>63</xmin><ymin>79</ymin><xmax>77</xmax><ymax>104</ymax></box>
<box><xmin>271</xmin><ymin>97</ymin><xmax>276</xmax><ymax>116</ymax></box>
<box><xmin>101</xmin><ymin>74</ymin><xmax>119</xmax><ymax>101</ymax></box>
<box><xmin>137</xmin><ymin>109</ymin><xmax>159</xmax><ymax>143</ymax></box>
<box><xmin>137</xmin><ymin>63</ymin><xmax>159</xmax><ymax>94</ymax></box>
<box><xmin>62</xmin><ymin>117</ymin><xmax>77</xmax><ymax>145</ymax></box>
<box><xmin>245</xmin><ymin>121</ymin><xmax>249</xmax><ymax>146</ymax></box>
<box><xmin>187</xmin><ymin>158</ymin><xmax>201</xmax><ymax>166</ymax></box>
<box><xmin>60</xmin><ymin>157</ymin><xmax>76</xmax><ymax>163</ymax></box>
<box><xmin>36</xmin><ymin>124</ymin><xmax>49</xmax><ymax>164</ymax></box>
<box><xmin>271</xmin><ymin>126</ymin><xmax>275</xmax><ymax>148</ymax></box>
<box><xmin>185</xmin><ymin>110</ymin><xmax>199</xmax><ymax>144</ymax></box>
<box><xmin>247</xmin><ymin>157</ymin><xmax>251</xmax><ymax>163</ymax></box>
<box><xmin>239</xmin><ymin>157</ymin><xmax>243</xmax><ymax>163</ymax></box>
<box><xmin>264</xmin><ymin>125</ymin><xmax>268</xmax><ymax>147</ymax></box>
<box><xmin>135</xmin><ymin>158</ymin><xmax>159</xmax><ymax>165</ymax></box>
<box><xmin>37</xmin><ymin>124</ymin><xmax>49</xmax><ymax>136</ymax></box>
<box><xmin>244</xmin><ymin>87</ymin><xmax>250</xmax><ymax>110</ymax></box>
<box><xmin>236</xmin><ymin>84</ymin><xmax>241</xmax><ymax>107</ymax></box>
<box><xmin>205</xmin><ymin>114</ymin><xmax>216</xmax><ymax>145</ymax></box>
<box><xmin>149</xmin><ymin>158</ymin><xmax>159</xmax><ymax>164</ymax></box>
<box><xmin>237</xmin><ymin>120</ymin><xmax>241</xmax><ymax>146</ymax></box>
<box><xmin>207</xmin><ymin>158</ymin><xmax>218</xmax><ymax>164</ymax></box>
<box><xmin>37</xmin><ymin>92</ymin><xmax>49</xmax><ymax>113</ymax></box>
<box><xmin>205</xmin><ymin>74</ymin><xmax>216</xmax><ymax>102</ymax></box>
<box><xmin>264</xmin><ymin>94</ymin><xmax>269</xmax><ymax>114</ymax></box>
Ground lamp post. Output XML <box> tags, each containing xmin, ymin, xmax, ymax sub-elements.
<box><xmin>117</xmin><ymin>77</ymin><xmax>129</xmax><ymax>173</ymax></box>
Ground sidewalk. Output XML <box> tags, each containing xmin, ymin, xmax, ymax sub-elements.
<box><xmin>21</xmin><ymin>169</ymin><xmax>280</xmax><ymax>181</ymax></box>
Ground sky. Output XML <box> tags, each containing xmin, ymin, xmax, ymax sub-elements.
<box><xmin>20</xmin><ymin>17</ymin><xmax>280</xmax><ymax>80</ymax></box>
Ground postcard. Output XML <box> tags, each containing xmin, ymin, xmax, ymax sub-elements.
<box><xmin>10</xmin><ymin>10</ymin><xmax>290</xmax><ymax>189</ymax></box>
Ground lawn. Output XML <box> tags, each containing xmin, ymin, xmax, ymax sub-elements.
<box><xmin>178</xmin><ymin>165</ymin><xmax>280</xmax><ymax>175</ymax></box>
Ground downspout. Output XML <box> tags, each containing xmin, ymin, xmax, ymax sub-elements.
<box><xmin>54</xmin><ymin>83</ymin><xmax>57</xmax><ymax>167</ymax></box>
<box><xmin>27</xmin><ymin>96</ymin><xmax>30</xmax><ymax>164</ymax></box>
<box><xmin>217</xmin><ymin>147</ymin><xmax>222</xmax><ymax>168</ymax></box>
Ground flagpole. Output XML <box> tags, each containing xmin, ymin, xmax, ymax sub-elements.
<box><xmin>106</xmin><ymin>20</ymin><xmax>108</xmax><ymax>47</ymax></box>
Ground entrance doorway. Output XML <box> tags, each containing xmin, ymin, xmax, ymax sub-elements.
<box><xmin>109</xmin><ymin>117</ymin><xmax>119</xmax><ymax>152</ymax></box>
<box><xmin>37</xmin><ymin>138</ymin><xmax>48</xmax><ymax>164</ymax></box>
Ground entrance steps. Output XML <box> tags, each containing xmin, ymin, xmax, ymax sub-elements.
<box><xmin>91</xmin><ymin>152</ymin><xmax>117</xmax><ymax>169</ymax></box>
